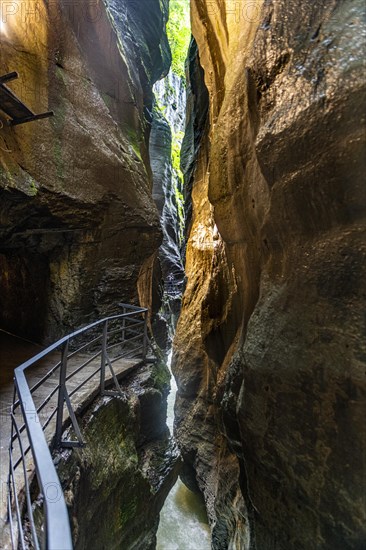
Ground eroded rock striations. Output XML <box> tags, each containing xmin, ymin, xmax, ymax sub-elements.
<box><xmin>0</xmin><ymin>0</ymin><xmax>170</xmax><ymax>342</ymax></box>
<box><xmin>148</xmin><ymin>72</ymin><xmax>186</xmax><ymax>347</ymax></box>
<box><xmin>151</xmin><ymin>72</ymin><xmax>185</xmax><ymax>295</ymax></box>
<box><xmin>173</xmin><ymin>1</ymin><xmax>366</xmax><ymax>549</ymax></box>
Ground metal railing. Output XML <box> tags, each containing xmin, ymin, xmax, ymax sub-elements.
<box><xmin>6</xmin><ymin>304</ymin><xmax>149</xmax><ymax>550</ymax></box>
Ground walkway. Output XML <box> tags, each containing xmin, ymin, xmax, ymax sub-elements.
<box><xmin>0</xmin><ymin>329</ymin><xmax>141</xmax><ymax>547</ymax></box>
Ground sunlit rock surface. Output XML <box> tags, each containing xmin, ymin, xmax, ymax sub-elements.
<box><xmin>173</xmin><ymin>1</ymin><xmax>366</xmax><ymax>548</ymax></box>
<box><xmin>0</xmin><ymin>0</ymin><xmax>170</xmax><ymax>342</ymax></box>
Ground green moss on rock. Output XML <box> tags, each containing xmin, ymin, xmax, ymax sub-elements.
<box><xmin>55</xmin><ymin>365</ymin><xmax>179</xmax><ymax>550</ymax></box>
<box><xmin>151</xmin><ymin>359</ymin><xmax>171</xmax><ymax>390</ymax></box>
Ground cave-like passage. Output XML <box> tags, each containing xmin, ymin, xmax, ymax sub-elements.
<box><xmin>0</xmin><ymin>330</ymin><xmax>44</xmax><ymax>527</ymax></box>
<box><xmin>150</xmin><ymin>0</ymin><xmax>189</xmax><ymax>345</ymax></box>
<box><xmin>151</xmin><ymin>2</ymin><xmax>212</xmax><ymax>547</ymax></box>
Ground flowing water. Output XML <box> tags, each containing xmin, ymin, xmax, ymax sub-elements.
<box><xmin>156</xmin><ymin>352</ymin><xmax>211</xmax><ymax>550</ymax></box>
<box><xmin>154</xmin><ymin>18</ymin><xmax>211</xmax><ymax>546</ymax></box>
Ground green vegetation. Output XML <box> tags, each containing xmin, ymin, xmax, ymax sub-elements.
<box><xmin>125</xmin><ymin>126</ymin><xmax>142</xmax><ymax>160</ymax></box>
<box><xmin>165</xmin><ymin>0</ymin><xmax>190</xmax><ymax>239</ymax></box>
<box><xmin>167</xmin><ymin>0</ymin><xmax>191</xmax><ymax>79</ymax></box>
<box><xmin>171</xmin><ymin>131</ymin><xmax>184</xmax><ymax>174</ymax></box>
<box><xmin>153</xmin><ymin>0</ymin><xmax>190</xmax><ymax>248</ymax></box>
<box><xmin>171</xmin><ymin>131</ymin><xmax>185</xmax><ymax>243</ymax></box>
<box><xmin>26</xmin><ymin>175</ymin><xmax>39</xmax><ymax>196</ymax></box>
<box><xmin>151</xmin><ymin>358</ymin><xmax>171</xmax><ymax>389</ymax></box>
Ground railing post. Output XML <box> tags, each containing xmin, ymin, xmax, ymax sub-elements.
<box><xmin>7</xmin><ymin>387</ymin><xmax>16</xmax><ymax>524</ymax></box>
<box><xmin>121</xmin><ymin>305</ymin><xmax>126</xmax><ymax>344</ymax></box>
<box><xmin>142</xmin><ymin>310</ymin><xmax>148</xmax><ymax>363</ymax></box>
<box><xmin>55</xmin><ymin>340</ymin><xmax>69</xmax><ymax>448</ymax></box>
<box><xmin>100</xmin><ymin>320</ymin><xmax>108</xmax><ymax>395</ymax></box>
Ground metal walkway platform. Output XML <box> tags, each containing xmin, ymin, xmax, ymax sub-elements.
<box><xmin>0</xmin><ymin>72</ymin><xmax>53</xmax><ymax>126</ymax></box>
<box><xmin>1</xmin><ymin>304</ymin><xmax>151</xmax><ymax>549</ymax></box>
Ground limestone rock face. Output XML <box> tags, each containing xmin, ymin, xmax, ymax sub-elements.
<box><xmin>173</xmin><ymin>2</ymin><xmax>366</xmax><ymax>549</ymax></box>
<box><xmin>151</xmin><ymin>74</ymin><xmax>186</xmax><ymax>293</ymax></box>
<box><xmin>0</xmin><ymin>0</ymin><xmax>170</xmax><ymax>342</ymax></box>
<box><xmin>56</xmin><ymin>362</ymin><xmax>179</xmax><ymax>550</ymax></box>
<box><xmin>148</xmin><ymin>72</ymin><xmax>187</xmax><ymax>347</ymax></box>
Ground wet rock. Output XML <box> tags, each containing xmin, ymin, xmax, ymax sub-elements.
<box><xmin>180</xmin><ymin>38</ymin><xmax>209</xmax><ymax>236</ymax></box>
<box><xmin>56</xmin><ymin>363</ymin><xmax>180</xmax><ymax>550</ymax></box>
<box><xmin>173</xmin><ymin>1</ymin><xmax>366</xmax><ymax>549</ymax></box>
<box><xmin>149</xmin><ymin>71</ymin><xmax>187</xmax><ymax>347</ymax></box>
<box><xmin>0</xmin><ymin>0</ymin><xmax>169</xmax><ymax>342</ymax></box>
<box><xmin>150</xmin><ymin>104</ymin><xmax>184</xmax><ymax>287</ymax></box>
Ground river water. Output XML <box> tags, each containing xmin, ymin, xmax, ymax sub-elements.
<box><xmin>156</xmin><ymin>352</ymin><xmax>211</xmax><ymax>550</ymax></box>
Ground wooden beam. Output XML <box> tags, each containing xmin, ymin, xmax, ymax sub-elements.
<box><xmin>0</xmin><ymin>85</ymin><xmax>33</xmax><ymax>119</ymax></box>
<box><xmin>0</xmin><ymin>72</ymin><xmax>53</xmax><ymax>126</ymax></box>
<box><xmin>0</xmin><ymin>72</ymin><xmax>18</xmax><ymax>84</ymax></box>
<box><xmin>10</xmin><ymin>111</ymin><xmax>54</xmax><ymax>126</ymax></box>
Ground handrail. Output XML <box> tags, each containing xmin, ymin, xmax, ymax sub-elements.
<box><xmin>7</xmin><ymin>304</ymin><xmax>149</xmax><ymax>549</ymax></box>
<box><xmin>14</xmin><ymin>309</ymin><xmax>147</xmax><ymax>379</ymax></box>
<box><xmin>16</xmin><ymin>370</ymin><xmax>72</xmax><ymax>550</ymax></box>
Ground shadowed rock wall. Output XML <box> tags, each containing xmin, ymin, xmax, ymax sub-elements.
<box><xmin>173</xmin><ymin>1</ymin><xmax>366</xmax><ymax>548</ymax></box>
<box><xmin>55</xmin><ymin>362</ymin><xmax>179</xmax><ymax>550</ymax></box>
<box><xmin>148</xmin><ymin>71</ymin><xmax>187</xmax><ymax>347</ymax></box>
<box><xmin>151</xmin><ymin>73</ymin><xmax>185</xmax><ymax>293</ymax></box>
<box><xmin>0</xmin><ymin>0</ymin><xmax>170</xmax><ymax>342</ymax></box>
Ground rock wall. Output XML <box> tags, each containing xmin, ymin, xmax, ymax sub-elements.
<box><xmin>173</xmin><ymin>1</ymin><xmax>366</xmax><ymax>549</ymax></box>
<box><xmin>0</xmin><ymin>0</ymin><xmax>170</xmax><ymax>342</ymax></box>
<box><xmin>151</xmin><ymin>72</ymin><xmax>185</xmax><ymax>294</ymax></box>
<box><xmin>148</xmin><ymin>72</ymin><xmax>186</xmax><ymax>347</ymax></box>
<box><xmin>55</xmin><ymin>362</ymin><xmax>179</xmax><ymax>550</ymax></box>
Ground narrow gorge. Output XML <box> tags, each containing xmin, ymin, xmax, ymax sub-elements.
<box><xmin>0</xmin><ymin>1</ymin><xmax>365</xmax><ymax>550</ymax></box>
